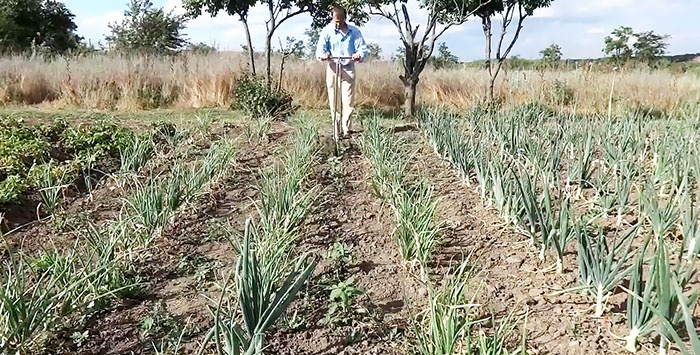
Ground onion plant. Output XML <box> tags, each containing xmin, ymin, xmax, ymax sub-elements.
<box><xmin>360</xmin><ymin>114</ymin><xmax>408</xmax><ymax>200</ymax></box>
<box><xmin>640</xmin><ymin>183</ymin><xmax>679</xmax><ymax>242</ymax></box>
<box><xmin>28</xmin><ymin>160</ymin><xmax>72</xmax><ymax>217</ymax></box>
<box><xmin>363</xmin><ymin>113</ymin><xmax>443</xmax><ymax>278</ymax></box>
<box><xmin>622</xmin><ymin>237</ymin><xmax>656</xmax><ymax>353</ymax></box>
<box><xmin>119</xmin><ymin>133</ymin><xmax>155</xmax><ymax>174</ymax></box>
<box><xmin>679</xmin><ymin>194</ymin><xmax>699</xmax><ymax>263</ymax></box>
<box><xmin>513</xmin><ymin>170</ymin><xmax>540</xmax><ymax>250</ymax></box>
<box><xmin>392</xmin><ymin>179</ymin><xmax>443</xmax><ymax>281</ymax></box>
<box><xmin>413</xmin><ymin>257</ymin><xmax>480</xmax><ymax>355</ymax></box>
<box><xmin>200</xmin><ymin>219</ymin><xmax>316</xmax><ymax>355</ymax></box>
<box><xmin>544</xmin><ymin>192</ymin><xmax>575</xmax><ymax>274</ymax></box>
<box><xmin>652</xmin><ymin>239</ymin><xmax>698</xmax><ymax>355</ymax></box>
<box><xmin>574</xmin><ymin>222</ymin><xmax>638</xmax><ymax>317</ymax></box>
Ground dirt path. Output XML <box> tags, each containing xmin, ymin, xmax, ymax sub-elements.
<box><xmin>402</xmin><ymin>128</ymin><xmax>638</xmax><ymax>355</ymax></box>
<box><xmin>267</xmin><ymin>134</ymin><xmax>426</xmax><ymax>354</ymax></box>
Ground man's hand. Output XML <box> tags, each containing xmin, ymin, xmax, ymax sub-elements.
<box><xmin>322</xmin><ymin>52</ymin><xmax>331</xmax><ymax>61</ymax></box>
<box><xmin>352</xmin><ymin>53</ymin><xmax>361</xmax><ymax>62</ymax></box>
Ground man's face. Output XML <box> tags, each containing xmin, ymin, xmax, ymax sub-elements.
<box><xmin>332</xmin><ymin>11</ymin><xmax>345</xmax><ymax>28</ymax></box>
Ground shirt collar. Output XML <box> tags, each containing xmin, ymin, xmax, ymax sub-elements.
<box><xmin>333</xmin><ymin>24</ymin><xmax>352</xmax><ymax>35</ymax></box>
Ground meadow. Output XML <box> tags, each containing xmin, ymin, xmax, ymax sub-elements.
<box><xmin>1</xmin><ymin>52</ymin><xmax>699</xmax><ymax>355</ymax></box>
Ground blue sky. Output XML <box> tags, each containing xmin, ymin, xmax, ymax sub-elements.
<box><xmin>71</xmin><ymin>0</ymin><xmax>700</xmax><ymax>61</ymax></box>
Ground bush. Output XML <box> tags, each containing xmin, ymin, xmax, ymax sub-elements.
<box><xmin>548</xmin><ymin>79</ymin><xmax>575</xmax><ymax>106</ymax></box>
<box><xmin>232</xmin><ymin>72</ymin><xmax>294</xmax><ymax>119</ymax></box>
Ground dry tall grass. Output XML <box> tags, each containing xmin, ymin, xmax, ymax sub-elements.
<box><xmin>1</xmin><ymin>52</ymin><xmax>698</xmax><ymax>115</ymax></box>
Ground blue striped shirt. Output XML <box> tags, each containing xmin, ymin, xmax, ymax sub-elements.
<box><xmin>315</xmin><ymin>23</ymin><xmax>368</xmax><ymax>66</ymax></box>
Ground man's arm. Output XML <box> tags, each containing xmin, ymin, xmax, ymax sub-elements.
<box><xmin>315</xmin><ymin>27</ymin><xmax>330</xmax><ymax>61</ymax></box>
<box><xmin>352</xmin><ymin>28</ymin><xmax>369</xmax><ymax>62</ymax></box>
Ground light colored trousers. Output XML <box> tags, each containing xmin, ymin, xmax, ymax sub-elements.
<box><xmin>325</xmin><ymin>62</ymin><xmax>356</xmax><ymax>133</ymax></box>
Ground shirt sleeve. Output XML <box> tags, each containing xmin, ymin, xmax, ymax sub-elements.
<box><xmin>353</xmin><ymin>29</ymin><xmax>369</xmax><ymax>62</ymax></box>
<box><xmin>315</xmin><ymin>27</ymin><xmax>329</xmax><ymax>60</ymax></box>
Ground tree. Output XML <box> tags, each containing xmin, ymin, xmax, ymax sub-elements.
<box><xmin>186</xmin><ymin>0</ymin><xmax>366</xmax><ymax>86</ymax></box>
<box><xmin>391</xmin><ymin>46</ymin><xmax>405</xmax><ymax>62</ymax></box>
<box><xmin>0</xmin><ymin>0</ymin><xmax>82</xmax><ymax>55</ymax></box>
<box><xmin>430</xmin><ymin>42</ymin><xmax>459</xmax><ymax>69</ymax></box>
<box><xmin>477</xmin><ymin>0</ymin><xmax>554</xmax><ymax>102</ymax></box>
<box><xmin>182</xmin><ymin>0</ymin><xmax>258</xmax><ymax>74</ymax></box>
<box><xmin>603</xmin><ymin>26</ymin><xmax>635</xmax><ymax>62</ymax></box>
<box><xmin>603</xmin><ymin>26</ymin><xmax>670</xmax><ymax>64</ymax></box>
<box><xmin>365</xmin><ymin>0</ymin><xmax>489</xmax><ymax>117</ymax></box>
<box><xmin>276</xmin><ymin>36</ymin><xmax>305</xmax><ymax>59</ymax></box>
<box><xmin>633</xmin><ymin>31</ymin><xmax>669</xmax><ymax>63</ymax></box>
<box><xmin>367</xmin><ymin>43</ymin><xmax>382</xmax><ymax>61</ymax></box>
<box><xmin>303</xmin><ymin>26</ymin><xmax>321</xmax><ymax>59</ymax></box>
<box><xmin>106</xmin><ymin>0</ymin><xmax>189</xmax><ymax>55</ymax></box>
<box><xmin>539</xmin><ymin>42</ymin><xmax>561</xmax><ymax>67</ymax></box>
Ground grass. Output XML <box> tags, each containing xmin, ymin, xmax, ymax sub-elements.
<box><xmin>0</xmin><ymin>52</ymin><xmax>698</xmax><ymax>115</ymax></box>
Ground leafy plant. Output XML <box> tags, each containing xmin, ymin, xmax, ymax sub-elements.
<box><xmin>232</xmin><ymin>72</ymin><xmax>294</xmax><ymax>119</ymax></box>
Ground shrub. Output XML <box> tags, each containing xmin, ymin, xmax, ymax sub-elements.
<box><xmin>548</xmin><ymin>79</ymin><xmax>575</xmax><ymax>106</ymax></box>
<box><xmin>0</xmin><ymin>175</ymin><xmax>26</xmax><ymax>204</ymax></box>
<box><xmin>232</xmin><ymin>72</ymin><xmax>294</xmax><ymax>119</ymax></box>
<box><xmin>60</xmin><ymin>120</ymin><xmax>132</xmax><ymax>159</ymax></box>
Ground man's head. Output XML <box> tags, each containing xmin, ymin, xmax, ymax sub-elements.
<box><xmin>331</xmin><ymin>6</ymin><xmax>346</xmax><ymax>28</ymax></box>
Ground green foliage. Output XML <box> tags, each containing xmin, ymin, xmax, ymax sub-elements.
<box><xmin>633</xmin><ymin>31</ymin><xmax>670</xmax><ymax>63</ymax></box>
<box><xmin>604</xmin><ymin>26</ymin><xmax>670</xmax><ymax>64</ymax></box>
<box><xmin>0</xmin><ymin>116</ymin><xmax>138</xmax><ymax>206</ymax></box>
<box><xmin>603</xmin><ymin>26</ymin><xmax>636</xmax><ymax>62</ymax></box>
<box><xmin>429</xmin><ymin>42</ymin><xmax>459</xmax><ymax>69</ymax></box>
<box><xmin>303</xmin><ymin>26</ymin><xmax>321</xmax><ymax>59</ymax></box>
<box><xmin>276</xmin><ymin>36</ymin><xmax>305</xmax><ymax>59</ymax></box>
<box><xmin>232</xmin><ymin>72</ymin><xmax>294</xmax><ymax>119</ymax></box>
<box><xmin>0</xmin><ymin>0</ymin><xmax>82</xmax><ymax>55</ymax></box>
<box><xmin>366</xmin><ymin>43</ymin><xmax>382</xmax><ymax>61</ymax></box>
<box><xmin>186</xmin><ymin>42</ymin><xmax>217</xmax><ymax>55</ymax></box>
<box><xmin>547</xmin><ymin>79</ymin><xmax>574</xmax><ymax>106</ymax></box>
<box><xmin>308</xmin><ymin>0</ymin><xmax>371</xmax><ymax>29</ymax></box>
<box><xmin>60</xmin><ymin>121</ymin><xmax>132</xmax><ymax>160</ymax></box>
<box><xmin>540</xmin><ymin>43</ymin><xmax>562</xmax><ymax>67</ymax></box>
<box><xmin>0</xmin><ymin>117</ymin><xmax>50</xmax><ymax>178</ymax></box>
<box><xmin>0</xmin><ymin>175</ymin><xmax>25</xmax><ymax>204</ymax></box>
<box><xmin>182</xmin><ymin>0</ymin><xmax>258</xmax><ymax>19</ymax></box>
<box><xmin>106</xmin><ymin>0</ymin><xmax>189</xmax><ymax>55</ymax></box>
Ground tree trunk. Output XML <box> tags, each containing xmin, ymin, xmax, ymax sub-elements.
<box><xmin>482</xmin><ymin>15</ymin><xmax>493</xmax><ymax>101</ymax></box>
<box><xmin>264</xmin><ymin>34</ymin><xmax>273</xmax><ymax>88</ymax></box>
<box><xmin>402</xmin><ymin>76</ymin><xmax>418</xmax><ymax>117</ymax></box>
<box><xmin>241</xmin><ymin>17</ymin><xmax>256</xmax><ymax>76</ymax></box>
<box><xmin>482</xmin><ymin>16</ymin><xmax>492</xmax><ymax>72</ymax></box>
<box><xmin>488</xmin><ymin>60</ymin><xmax>504</xmax><ymax>104</ymax></box>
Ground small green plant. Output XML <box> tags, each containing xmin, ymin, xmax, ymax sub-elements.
<box><xmin>548</xmin><ymin>79</ymin><xmax>575</xmax><ymax>106</ymax></box>
<box><xmin>323</xmin><ymin>276</ymin><xmax>365</xmax><ymax>327</ymax></box>
<box><xmin>0</xmin><ymin>175</ymin><xmax>26</xmax><ymax>204</ymax></box>
<box><xmin>232</xmin><ymin>72</ymin><xmax>294</xmax><ymax>119</ymax></box>
<box><xmin>28</xmin><ymin>160</ymin><xmax>75</xmax><ymax>216</ymax></box>
<box><xmin>326</xmin><ymin>155</ymin><xmax>345</xmax><ymax>192</ymax></box>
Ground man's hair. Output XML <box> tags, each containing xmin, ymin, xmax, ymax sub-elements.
<box><xmin>331</xmin><ymin>5</ymin><xmax>346</xmax><ymax>18</ymax></box>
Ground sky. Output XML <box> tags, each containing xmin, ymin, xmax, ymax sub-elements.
<box><xmin>70</xmin><ymin>0</ymin><xmax>700</xmax><ymax>61</ymax></box>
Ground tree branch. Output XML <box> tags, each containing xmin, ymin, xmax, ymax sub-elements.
<box><xmin>500</xmin><ymin>2</ymin><xmax>527</xmax><ymax>60</ymax></box>
<box><xmin>274</xmin><ymin>7</ymin><xmax>305</xmax><ymax>31</ymax></box>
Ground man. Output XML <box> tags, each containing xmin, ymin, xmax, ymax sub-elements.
<box><xmin>315</xmin><ymin>6</ymin><xmax>368</xmax><ymax>137</ymax></box>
